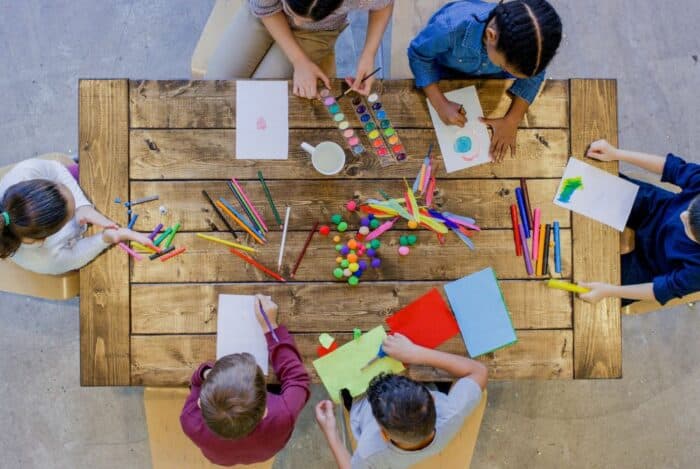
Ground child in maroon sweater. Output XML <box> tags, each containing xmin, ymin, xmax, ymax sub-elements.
<box><xmin>180</xmin><ymin>295</ymin><xmax>310</xmax><ymax>466</ymax></box>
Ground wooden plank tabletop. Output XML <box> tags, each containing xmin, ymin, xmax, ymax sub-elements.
<box><xmin>79</xmin><ymin>78</ymin><xmax>620</xmax><ymax>387</ymax></box>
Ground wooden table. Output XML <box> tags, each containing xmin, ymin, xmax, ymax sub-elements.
<box><xmin>78</xmin><ymin>79</ymin><xmax>621</xmax><ymax>386</ymax></box>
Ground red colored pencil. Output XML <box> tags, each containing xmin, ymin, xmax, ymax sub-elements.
<box><xmin>291</xmin><ymin>221</ymin><xmax>319</xmax><ymax>278</ymax></box>
<box><xmin>510</xmin><ymin>205</ymin><xmax>522</xmax><ymax>256</ymax></box>
<box><xmin>229</xmin><ymin>248</ymin><xmax>286</xmax><ymax>282</ymax></box>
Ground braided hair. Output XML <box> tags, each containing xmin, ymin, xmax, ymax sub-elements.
<box><xmin>284</xmin><ymin>0</ymin><xmax>344</xmax><ymax>21</ymax></box>
<box><xmin>0</xmin><ymin>179</ymin><xmax>69</xmax><ymax>258</ymax></box>
<box><xmin>487</xmin><ymin>0</ymin><xmax>562</xmax><ymax>77</ymax></box>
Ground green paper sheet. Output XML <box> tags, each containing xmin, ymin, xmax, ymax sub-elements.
<box><xmin>313</xmin><ymin>326</ymin><xmax>405</xmax><ymax>403</ymax></box>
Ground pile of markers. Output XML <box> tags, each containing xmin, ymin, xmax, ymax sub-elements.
<box><xmin>511</xmin><ymin>178</ymin><xmax>562</xmax><ymax>276</ymax></box>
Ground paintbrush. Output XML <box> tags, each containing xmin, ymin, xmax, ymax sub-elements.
<box><xmin>335</xmin><ymin>67</ymin><xmax>382</xmax><ymax>100</ymax></box>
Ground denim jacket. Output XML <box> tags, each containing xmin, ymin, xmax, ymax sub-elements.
<box><xmin>408</xmin><ymin>0</ymin><xmax>545</xmax><ymax>104</ymax></box>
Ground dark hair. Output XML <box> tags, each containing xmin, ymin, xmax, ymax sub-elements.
<box><xmin>688</xmin><ymin>195</ymin><xmax>700</xmax><ymax>240</ymax></box>
<box><xmin>0</xmin><ymin>179</ymin><xmax>69</xmax><ymax>258</ymax></box>
<box><xmin>367</xmin><ymin>374</ymin><xmax>436</xmax><ymax>446</ymax></box>
<box><xmin>199</xmin><ymin>353</ymin><xmax>267</xmax><ymax>439</ymax></box>
<box><xmin>487</xmin><ymin>0</ymin><xmax>562</xmax><ymax>77</ymax></box>
<box><xmin>284</xmin><ymin>0</ymin><xmax>344</xmax><ymax>22</ymax></box>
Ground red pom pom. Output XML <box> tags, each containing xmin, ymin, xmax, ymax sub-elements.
<box><xmin>319</xmin><ymin>225</ymin><xmax>331</xmax><ymax>236</ymax></box>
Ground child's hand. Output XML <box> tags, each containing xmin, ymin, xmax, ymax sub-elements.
<box><xmin>435</xmin><ymin>99</ymin><xmax>467</xmax><ymax>127</ymax></box>
<box><xmin>382</xmin><ymin>333</ymin><xmax>424</xmax><ymax>365</ymax></box>
<box><xmin>293</xmin><ymin>59</ymin><xmax>330</xmax><ymax>99</ymax></box>
<box><xmin>102</xmin><ymin>227</ymin><xmax>156</xmax><ymax>249</ymax></box>
<box><xmin>347</xmin><ymin>54</ymin><xmax>377</xmax><ymax>96</ymax></box>
<box><xmin>480</xmin><ymin>116</ymin><xmax>517</xmax><ymax>162</ymax></box>
<box><xmin>577</xmin><ymin>281</ymin><xmax>614</xmax><ymax>304</ymax></box>
<box><xmin>76</xmin><ymin>206</ymin><xmax>118</xmax><ymax>229</ymax></box>
<box><xmin>586</xmin><ymin>140</ymin><xmax>619</xmax><ymax>162</ymax></box>
<box><xmin>315</xmin><ymin>400</ymin><xmax>339</xmax><ymax>439</ymax></box>
<box><xmin>255</xmin><ymin>294</ymin><xmax>279</xmax><ymax>330</ymax></box>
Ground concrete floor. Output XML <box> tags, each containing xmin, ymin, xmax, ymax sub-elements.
<box><xmin>0</xmin><ymin>1</ymin><xmax>699</xmax><ymax>468</ymax></box>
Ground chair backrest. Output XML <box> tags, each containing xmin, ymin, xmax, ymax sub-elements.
<box><xmin>0</xmin><ymin>153</ymin><xmax>80</xmax><ymax>300</ymax></box>
<box><xmin>191</xmin><ymin>0</ymin><xmax>244</xmax><ymax>79</ymax></box>
<box><xmin>144</xmin><ymin>387</ymin><xmax>275</xmax><ymax>469</ymax></box>
<box><xmin>343</xmin><ymin>389</ymin><xmax>488</xmax><ymax>469</ymax></box>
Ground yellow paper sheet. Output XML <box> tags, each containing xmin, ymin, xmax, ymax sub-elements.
<box><xmin>312</xmin><ymin>326</ymin><xmax>405</xmax><ymax>403</ymax></box>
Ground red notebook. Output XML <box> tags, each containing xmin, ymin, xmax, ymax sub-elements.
<box><xmin>385</xmin><ymin>288</ymin><xmax>460</xmax><ymax>349</ymax></box>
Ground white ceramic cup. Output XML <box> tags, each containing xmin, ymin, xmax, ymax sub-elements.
<box><xmin>301</xmin><ymin>141</ymin><xmax>346</xmax><ymax>176</ymax></box>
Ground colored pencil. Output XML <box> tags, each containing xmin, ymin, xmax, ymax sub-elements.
<box><xmin>163</xmin><ymin>223</ymin><xmax>180</xmax><ymax>249</ymax></box>
<box><xmin>291</xmin><ymin>221</ymin><xmax>319</xmax><ymax>278</ymax></box>
<box><xmin>258</xmin><ymin>171</ymin><xmax>283</xmax><ymax>228</ymax></box>
<box><xmin>520</xmin><ymin>178</ymin><xmax>533</xmax><ymax>230</ymax></box>
<box><xmin>277</xmin><ymin>206</ymin><xmax>291</xmax><ymax>271</ymax></box>
<box><xmin>202</xmin><ymin>190</ymin><xmax>238</xmax><ymax>239</ymax></box>
<box><xmin>150</xmin><ymin>245</ymin><xmax>175</xmax><ymax>260</ymax></box>
<box><xmin>127</xmin><ymin>214</ymin><xmax>138</xmax><ymax>230</ymax></box>
<box><xmin>117</xmin><ymin>242</ymin><xmax>143</xmax><ymax>261</ymax></box>
<box><xmin>196</xmin><ymin>233</ymin><xmax>257</xmax><ymax>253</ymax></box>
<box><xmin>517</xmin><ymin>222</ymin><xmax>534</xmax><ymax>275</ymax></box>
<box><xmin>515</xmin><ymin>188</ymin><xmax>530</xmax><ymax>238</ymax></box>
<box><xmin>510</xmin><ymin>205</ymin><xmax>522</xmax><ymax>256</ymax></box>
<box><xmin>160</xmin><ymin>246</ymin><xmax>186</xmax><ymax>262</ymax></box>
<box><xmin>131</xmin><ymin>241</ymin><xmax>160</xmax><ymax>253</ymax></box>
<box><xmin>215</xmin><ymin>200</ymin><xmax>266</xmax><ymax>244</ymax></box>
<box><xmin>335</xmin><ymin>66</ymin><xmax>381</xmax><ymax>100</ymax></box>
<box><xmin>542</xmin><ymin>223</ymin><xmax>551</xmax><ymax>275</ymax></box>
<box><xmin>229</xmin><ymin>248</ymin><xmax>286</xmax><ymax>282</ymax></box>
<box><xmin>553</xmin><ymin>221</ymin><xmax>561</xmax><ymax>273</ymax></box>
<box><xmin>148</xmin><ymin>223</ymin><xmax>163</xmax><ymax>241</ymax></box>
<box><xmin>227</xmin><ymin>181</ymin><xmax>264</xmax><ymax>234</ymax></box>
<box><xmin>153</xmin><ymin>228</ymin><xmax>172</xmax><ymax>247</ymax></box>
<box><xmin>536</xmin><ymin>224</ymin><xmax>546</xmax><ymax>276</ymax></box>
<box><xmin>258</xmin><ymin>299</ymin><xmax>280</xmax><ymax>342</ymax></box>
<box><xmin>130</xmin><ymin>195</ymin><xmax>159</xmax><ymax>206</ymax></box>
<box><xmin>545</xmin><ymin>279</ymin><xmax>590</xmax><ymax>294</ymax></box>
<box><xmin>219</xmin><ymin>197</ymin><xmax>264</xmax><ymax>238</ymax></box>
<box><xmin>531</xmin><ymin>208</ymin><xmax>541</xmax><ymax>260</ymax></box>
<box><xmin>231</xmin><ymin>178</ymin><xmax>268</xmax><ymax>232</ymax></box>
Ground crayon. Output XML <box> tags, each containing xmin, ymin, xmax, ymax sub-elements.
<box><xmin>127</xmin><ymin>214</ymin><xmax>138</xmax><ymax>230</ymax></box>
<box><xmin>154</xmin><ymin>228</ymin><xmax>173</xmax><ymax>247</ymax></box>
<box><xmin>163</xmin><ymin>223</ymin><xmax>180</xmax><ymax>249</ymax></box>
<box><xmin>148</xmin><ymin>223</ymin><xmax>163</xmax><ymax>241</ymax></box>
<box><xmin>117</xmin><ymin>242</ymin><xmax>143</xmax><ymax>261</ymax></box>
<box><xmin>553</xmin><ymin>221</ymin><xmax>561</xmax><ymax>273</ymax></box>
<box><xmin>543</xmin><ymin>223</ymin><xmax>551</xmax><ymax>275</ymax></box>
<box><xmin>160</xmin><ymin>246</ymin><xmax>186</xmax><ymax>262</ymax></box>
<box><xmin>510</xmin><ymin>205</ymin><xmax>522</xmax><ymax>256</ymax></box>
<box><xmin>149</xmin><ymin>245</ymin><xmax>175</xmax><ymax>260</ymax></box>
<box><xmin>545</xmin><ymin>279</ymin><xmax>590</xmax><ymax>294</ymax></box>
<box><xmin>515</xmin><ymin>187</ymin><xmax>531</xmax><ymax>238</ymax></box>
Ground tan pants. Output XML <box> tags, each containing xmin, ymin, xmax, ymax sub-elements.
<box><xmin>206</xmin><ymin>6</ymin><xmax>341</xmax><ymax>79</ymax></box>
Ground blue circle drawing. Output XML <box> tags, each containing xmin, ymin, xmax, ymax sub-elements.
<box><xmin>454</xmin><ymin>136</ymin><xmax>473</xmax><ymax>153</ymax></box>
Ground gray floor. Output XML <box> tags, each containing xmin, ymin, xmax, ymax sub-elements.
<box><xmin>0</xmin><ymin>1</ymin><xmax>699</xmax><ymax>468</ymax></box>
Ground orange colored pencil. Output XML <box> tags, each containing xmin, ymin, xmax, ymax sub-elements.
<box><xmin>536</xmin><ymin>224</ymin><xmax>546</xmax><ymax>275</ymax></box>
<box><xmin>160</xmin><ymin>246</ymin><xmax>187</xmax><ymax>262</ymax></box>
<box><xmin>229</xmin><ymin>248</ymin><xmax>286</xmax><ymax>282</ymax></box>
<box><xmin>215</xmin><ymin>200</ymin><xmax>265</xmax><ymax>244</ymax></box>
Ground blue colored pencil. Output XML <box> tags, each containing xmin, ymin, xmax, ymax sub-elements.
<box><xmin>227</xmin><ymin>181</ymin><xmax>265</xmax><ymax>234</ymax></box>
<box><xmin>219</xmin><ymin>198</ymin><xmax>265</xmax><ymax>240</ymax></box>
<box><xmin>127</xmin><ymin>214</ymin><xmax>138</xmax><ymax>230</ymax></box>
<box><xmin>515</xmin><ymin>188</ymin><xmax>531</xmax><ymax>239</ymax></box>
<box><xmin>553</xmin><ymin>221</ymin><xmax>561</xmax><ymax>273</ymax></box>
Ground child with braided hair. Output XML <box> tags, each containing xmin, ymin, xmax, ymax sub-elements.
<box><xmin>408</xmin><ymin>0</ymin><xmax>562</xmax><ymax>161</ymax></box>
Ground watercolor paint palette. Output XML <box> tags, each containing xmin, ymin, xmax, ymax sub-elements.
<box><xmin>320</xmin><ymin>89</ymin><xmax>365</xmax><ymax>156</ymax></box>
<box><xmin>352</xmin><ymin>93</ymin><xmax>407</xmax><ymax>166</ymax></box>
<box><xmin>366</xmin><ymin>93</ymin><xmax>407</xmax><ymax>163</ymax></box>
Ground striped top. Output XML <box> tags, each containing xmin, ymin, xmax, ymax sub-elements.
<box><xmin>248</xmin><ymin>0</ymin><xmax>393</xmax><ymax>31</ymax></box>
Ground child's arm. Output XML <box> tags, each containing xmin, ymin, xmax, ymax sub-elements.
<box><xmin>258</xmin><ymin>12</ymin><xmax>330</xmax><ymax>98</ymax></box>
<box><xmin>350</xmin><ymin>3</ymin><xmax>394</xmax><ymax>95</ymax></box>
<box><xmin>382</xmin><ymin>333</ymin><xmax>488</xmax><ymax>390</ymax></box>
<box><xmin>315</xmin><ymin>401</ymin><xmax>352</xmax><ymax>469</ymax></box>
<box><xmin>180</xmin><ymin>363</ymin><xmax>214</xmax><ymax>434</ymax></box>
<box><xmin>587</xmin><ymin>140</ymin><xmax>666</xmax><ymax>174</ymax></box>
<box><xmin>578</xmin><ymin>282</ymin><xmax>655</xmax><ymax>304</ymax></box>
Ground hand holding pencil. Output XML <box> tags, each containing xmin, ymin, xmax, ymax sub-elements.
<box><xmin>254</xmin><ymin>294</ymin><xmax>278</xmax><ymax>330</ymax></box>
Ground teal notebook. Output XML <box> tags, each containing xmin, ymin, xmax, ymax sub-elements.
<box><xmin>444</xmin><ymin>267</ymin><xmax>517</xmax><ymax>357</ymax></box>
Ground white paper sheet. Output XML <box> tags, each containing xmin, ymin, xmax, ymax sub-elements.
<box><xmin>553</xmin><ymin>157</ymin><xmax>639</xmax><ymax>232</ymax></box>
<box><xmin>216</xmin><ymin>294</ymin><xmax>269</xmax><ymax>375</ymax></box>
<box><xmin>427</xmin><ymin>86</ymin><xmax>491</xmax><ymax>173</ymax></box>
<box><xmin>235</xmin><ymin>81</ymin><xmax>289</xmax><ymax>160</ymax></box>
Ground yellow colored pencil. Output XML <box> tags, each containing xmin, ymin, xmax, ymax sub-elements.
<box><xmin>215</xmin><ymin>201</ymin><xmax>265</xmax><ymax>244</ymax></box>
<box><xmin>536</xmin><ymin>224</ymin><xmax>546</xmax><ymax>276</ymax></box>
<box><xmin>131</xmin><ymin>241</ymin><xmax>158</xmax><ymax>253</ymax></box>
<box><xmin>545</xmin><ymin>279</ymin><xmax>590</xmax><ymax>294</ymax></box>
<box><xmin>196</xmin><ymin>233</ymin><xmax>257</xmax><ymax>253</ymax></box>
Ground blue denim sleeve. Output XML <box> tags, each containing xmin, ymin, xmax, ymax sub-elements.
<box><xmin>661</xmin><ymin>154</ymin><xmax>700</xmax><ymax>189</ymax></box>
<box><xmin>507</xmin><ymin>69</ymin><xmax>545</xmax><ymax>104</ymax></box>
<box><xmin>408</xmin><ymin>15</ymin><xmax>455</xmax><ymax>88</ymax></box>
<box><xmin>653</xmin><ymin>268</ymin><xmax>700</xmax><ymax>305</ymax></box>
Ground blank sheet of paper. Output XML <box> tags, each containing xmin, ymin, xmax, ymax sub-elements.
<box><xmin>217</xmin><ymin>294</ymin><xmax>268</xmax><ymax>375</ymax></box>
<box><xmin>235</xmin><ymin>81</ymin><xmax>289</xmax><ymax>160</ymax></box>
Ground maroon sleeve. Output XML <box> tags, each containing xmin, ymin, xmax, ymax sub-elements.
<box><xmin>266</xmin><ymin>326</ymin><xmax>311</xmax><ymax>419</ymax></box>
<box><xmin>180</xmin><ymin>362</ymin><xmax>213</xmax><ymax>436</ymax></box>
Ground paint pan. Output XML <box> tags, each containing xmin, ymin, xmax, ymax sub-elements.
<box><xmin>320</xmin><ymin>89</ymin><xmax>365</xmax><ymax>155</ymax></box>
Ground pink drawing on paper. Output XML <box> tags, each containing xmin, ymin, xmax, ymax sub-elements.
<box><xmin>256</xmin><ymin>117</ymin><xmax>267</xmax><ymax>131</ymax></box>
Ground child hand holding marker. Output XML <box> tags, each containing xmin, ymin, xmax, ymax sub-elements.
<box><xmin>576</xmin><ymin>140</ymin><xmax>700</xmax><ymax>305</ymax></box>
<box><xmin>255</xmin><ymin>294</ymin><xmax>279</xmax><ymax>332</ymax></box>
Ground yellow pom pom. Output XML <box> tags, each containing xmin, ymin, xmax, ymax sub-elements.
<box><xmin>408</xmin><ymin>220</ymin><xmax>418</xmax><ymax>229</ymax></box>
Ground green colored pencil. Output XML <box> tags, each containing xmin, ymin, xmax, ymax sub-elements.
<box><xmin>153</xmin><ymin>228</ymin><xmax>173</xmax><ymax>247</ymax></box>
<box><xmin>258</xmin><ymin>171</ymin><xmax>282</xmax><ymax>228</ymax></box>
<box><xmin>163</xmin><ymin>223</ymin><xmax>181</xmax><ymax>249</ymax></box>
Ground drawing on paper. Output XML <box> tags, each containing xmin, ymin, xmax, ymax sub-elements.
<box><xmin>557</xmin><ymin>176</ymin><xmax>584</xmax><ymax>203</ymax></box>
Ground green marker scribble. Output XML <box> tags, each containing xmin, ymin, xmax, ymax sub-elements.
<box><xmin>558</xmin><ymin>176</ymin><xmax>583</xmax><ymax>203</ymax></box>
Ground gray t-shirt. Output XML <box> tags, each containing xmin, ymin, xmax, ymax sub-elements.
<box><xmin>350</xmin><ymin>377</ymin><xmax>483</xmax><ymax>469</ymax></box>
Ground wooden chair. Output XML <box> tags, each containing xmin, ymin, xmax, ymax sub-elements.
<box><xmin>144</xmin><ymin>387</ymin><xmax>275</xmax><ymax>469</ymax></box>
<box><xmin>0</xmin><ymin>153</ymin><xmax>80</xmax><ymax>300</ymax></box>
<box><xmin>342</xmin><ymin>390</ymin><xmax>488</xmax><ymax>468</ymax></box>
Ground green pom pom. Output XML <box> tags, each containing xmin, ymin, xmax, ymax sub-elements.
<box><xmin>335</xmin><ymin>244</ymin><xmax>343</xmax><ymax>251</ymax></box>
<box><xmin>331</xmin><ymin>214</ymin><xmax>342</xmax><ymax>225</ymax></box>
<box><xmin>337</xmin><ymin>221</ymin><xmax>348</xmax><ymax>232</ymax></box>
<box><xmin>348</xmin><ymin>276</ymin><xmax>359</xmax><ymax>286</ymax></box>
<box><xmin>399</xmin><ymin>235</ymin><xmax>408</xmax><ymax>246</ymax></box>
<box><xmin>340</xmin><ymin>259</ymin><xmax>349</xmax><ymax>268</ymax></box>
<box><xmin>407</xmin><ymin>234</ymin><xmax>417</xmax><ymax>245</ymax></box>
<box><xmin>333</xmin><ymin>268</ymin><xmax>344</xmax><ymax>279</ymax></box>
<box><xmin>370</xmin><ymin>219</ymin><xmax>380</xmax><ymax>229</ymax></box>
<box><xmin>370</xmin><ymin>239</ymin><xmax>381</xmax><ymax>249</ymax></box>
